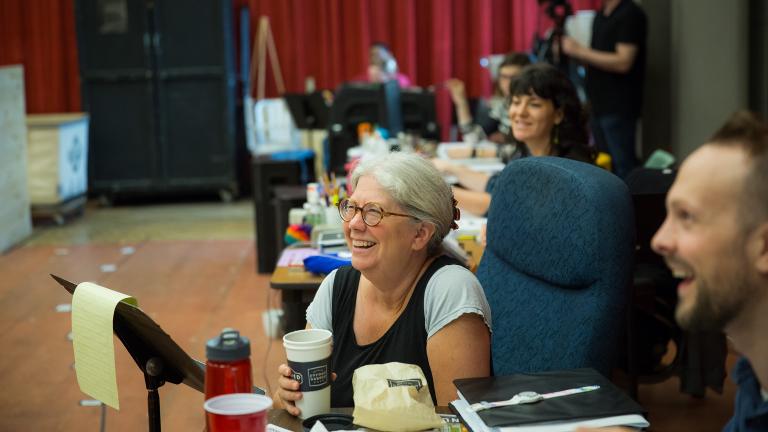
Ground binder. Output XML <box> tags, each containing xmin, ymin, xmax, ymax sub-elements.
<box><xmin>451</xmin><ymin>368</ymin><xmax>648</xmax><ymax>431</ymax></box>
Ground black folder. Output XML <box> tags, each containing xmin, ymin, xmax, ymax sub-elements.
<box><xmin>453</xmin><ymin>368</ymin><xmax>645</xmax><ymax>428</ymax></box>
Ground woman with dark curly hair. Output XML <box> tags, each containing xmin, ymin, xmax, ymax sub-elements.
<box><xmin>434</xmin><ymin>63</ymin><xmax>595</xmax><ymax>215</ymax></box>
<box><xmin>504</xmin><ymin>63</ymin><xmax>594</xmax><ymax>163</ymax></box>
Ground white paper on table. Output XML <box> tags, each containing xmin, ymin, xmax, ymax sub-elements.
<box><xmin>71</xmin><ymin>282</ymin><xmax>138</xmax><ymax>409</ymax></box>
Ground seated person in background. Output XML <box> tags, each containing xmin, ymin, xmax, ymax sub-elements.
<box><xmin>434</xmin><ymin>63</ymin><xmax>596</xmax><ymax>216</ymax></box>
<box><xmin>447</xmin><ymin>52</ymin><xmax>531</xmax><ymax>144</ymax></box>
<box><xmin>359</xmin><ymin>41</ymin><xmax>412</xmax><ymax>87</ymax></box>
<box><xmin>276</xmin><ymin>152</ymin><xmax>491</xmax><ymax>414</ymax></box>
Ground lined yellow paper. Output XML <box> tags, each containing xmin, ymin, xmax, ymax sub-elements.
<box><xmin>71</xmin><ymin>282</ymin><xmax>138</xmax><ymax>410</ymax></box>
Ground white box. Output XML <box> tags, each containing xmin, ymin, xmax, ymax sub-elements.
<box><xmin>26</xmin><ymin>113</ymin><xmax>89</xmax><ymax>205</ymax></box>
<box><xmin>0</xmin><ymin>65</ymin><xmax>32</xmax><ymax>253</ymax></box>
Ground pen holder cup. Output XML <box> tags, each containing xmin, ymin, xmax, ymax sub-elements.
<box><xmin>324</xmin><ymin>207</ymin><xmax>343</xmax><ymax>227</ymax></box>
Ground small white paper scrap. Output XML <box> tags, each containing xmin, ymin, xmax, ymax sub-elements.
<box><xmin>56</xmin><ymin>303</ymin><xmax>72</xmax><ymax>313</ymax></box>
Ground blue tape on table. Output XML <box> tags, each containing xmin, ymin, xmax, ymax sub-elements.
<box><xmin>303</xmin><ymin>254</ymin><xmax>351</xmax><ymax>275</ymax></box>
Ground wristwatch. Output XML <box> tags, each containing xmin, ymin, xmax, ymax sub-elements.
<box><xmin>459</xmin><ymin>122</ymin><xmax>475</xmax><ymax>135</ymax></box>
<box><xmin>469</xmin><ymin>385</ymin><xmax>601</xmax><ymax>412</ymax></box>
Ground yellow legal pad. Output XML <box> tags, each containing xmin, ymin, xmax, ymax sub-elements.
<box><xmin>71</xmin><ymin>282</ymin><xmax>138</xmax><ymax>410</ymax></box>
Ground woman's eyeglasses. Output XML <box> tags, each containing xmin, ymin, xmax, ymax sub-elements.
<box><xmin>337</xmin><ymin>198</ymin><xmax>418</xmax><ymax>227</ymax></box>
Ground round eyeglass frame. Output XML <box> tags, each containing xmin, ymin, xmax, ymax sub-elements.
<box><xmin>337</xmin><ymin>198</ymin><xmax>418</xmax><ymax>227</ymax></box>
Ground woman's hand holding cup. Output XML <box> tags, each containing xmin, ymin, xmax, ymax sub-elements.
<box><xmin>275</xmin><ymin>363</ymin><xmax>338</xmax><ymax>417</ymax></box>
<box><xmin>275</xmin><ymin>363</ymin><xmax>303</xmax><ymax>416</ymax></box>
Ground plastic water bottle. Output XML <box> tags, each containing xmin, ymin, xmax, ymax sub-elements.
<box><xmin>204</xmin><ymin>328</ymin><xmax>253</xmax><ymax>400</ymax></box>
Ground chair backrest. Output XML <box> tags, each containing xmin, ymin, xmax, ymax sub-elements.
<box><xmin>477</xmin><ymin>157</ymin><xmax>635</xmax><ymax>377</ymax></box>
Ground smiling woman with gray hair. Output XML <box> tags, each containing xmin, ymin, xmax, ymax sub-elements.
<box><xmin>276</xmin><ymin>152</ymin><xmax>492</xmax><ymax>414</ymax></box>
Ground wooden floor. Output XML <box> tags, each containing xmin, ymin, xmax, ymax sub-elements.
<box><xmin>0</xmin><ymin>200</ymin><xmax>737</xmax><ymax>431</ymax></box>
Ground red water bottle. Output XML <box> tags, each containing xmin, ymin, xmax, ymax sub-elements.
<box><xmin>205</xmin><ymin>328</ymin><xmax>253</xmax><ymax>400</ymax></box>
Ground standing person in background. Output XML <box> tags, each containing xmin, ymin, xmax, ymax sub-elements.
<box><xmin>562</xmin><ymin>0</ymin><xmax>647</xmax><ymax>178</ymax></box>
<box><xmin>362</xmin><ymin>41</ymin><xmax>412</xmax><ymax>87</ymax></box>
<box><xmin>578</xmin><ymin>112</ymin><xmax>768</xmax><ymax>431</ymax></box>
<box><xmin>446</xmin><ymin>52</ymin><xmax>531</xmax><ymax>144</ymax></box>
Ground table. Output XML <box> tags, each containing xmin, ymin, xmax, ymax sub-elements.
<box><xmin>268</xmin><ymin>407</ymin><xmax>453</xmax><ymax>432</ymax></box>
<box><xmin>270</xmin><ymin>264</ymin><xmax>325</xmax><ymax>332</ymax></box>
<box><xmin>269</xmin><ymin>239</ymin><xmax>485</xmax><ymax>333</ymax></box>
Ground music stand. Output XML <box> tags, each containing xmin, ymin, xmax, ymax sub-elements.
<box><xmin>283</xmin><ymin>92</ymin><xmax>330</xmax><ymax>130</ymax></box>
<box><xmin>52</xmin><ymin>274</ymin><xmax>205</xmax><ymax>432</ymax></box>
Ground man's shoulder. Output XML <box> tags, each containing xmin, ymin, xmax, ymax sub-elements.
<box><xmin>727</xmin><ymin>357</ymin><xmax>768</xmax><ymax>431</ymax></box>
<box><xmin>731</xmin><ymin>356</ymin><xmax>756</xmax><ymax>385</ymax></box>
<box><xmin>618</xmin><ymin>0</ymin><xmax>647</xmax><ymax>20</ymax></box>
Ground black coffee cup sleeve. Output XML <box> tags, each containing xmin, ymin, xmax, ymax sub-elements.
<box><xmin>287</xmin><ymin>358</ymin><xmax>332</xmax><ymax>392</ymax></box>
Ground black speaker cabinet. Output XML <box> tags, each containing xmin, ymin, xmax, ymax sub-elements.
<box><xmin>75</xmin><ymin>0</ymin><xmax>239</xmax><ymax>200</ymax></box>
<box><xmin>251</xmin><ymin>156</ymin><xmax>315</xmax><ymax>273</ymax></box>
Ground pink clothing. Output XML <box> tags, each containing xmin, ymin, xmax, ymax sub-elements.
<box><xmin>352</xmin><ymin>72</ymin><xmax>413</xmax><ymax>88</ymax></box>
<box><xmin>391</xmin><ymin>72</ymin><xmax>412</xmax><ymax>87</ymax></box>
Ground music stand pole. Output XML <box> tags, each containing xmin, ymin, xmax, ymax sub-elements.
<box><xmin>145</xmin><ymin>357</ymin><xmax>165</xmax><ymax>432</ymax></box>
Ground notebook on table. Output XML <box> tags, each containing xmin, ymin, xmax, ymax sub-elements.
<box><xmin>450</xmin><ymin>368</ymin><xmax>649</xmax><ymax>432</ymax></box>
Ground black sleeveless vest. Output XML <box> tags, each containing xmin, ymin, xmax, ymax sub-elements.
<box><xmin>330</xmin><ymin>255</ymin><xmax>460</xmax><ymax>407</ymax></box>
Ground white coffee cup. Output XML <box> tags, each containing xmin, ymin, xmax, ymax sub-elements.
<box><xmin>283</xmin><ymin>329</ymin><xmax>333</xmax><ymax>419</ymax></box>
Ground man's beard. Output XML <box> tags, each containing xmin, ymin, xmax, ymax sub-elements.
<box><xmin>676</xmin><ymin>269</ymin><xmax>752</xmax><ymax>332</ymax></box>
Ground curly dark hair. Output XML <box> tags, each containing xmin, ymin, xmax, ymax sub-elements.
<box><xmin>507</xmin><ymin>63</ymin><xmax>595</xmax><ymax>163</ymax></box>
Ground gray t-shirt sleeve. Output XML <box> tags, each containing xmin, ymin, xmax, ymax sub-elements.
<box><xmin>424</xmin><ymin>264</ymin><xmax>492</xmax><ymax>338</ymax></box>
<box><xmin>305</xmin><ymin>269</ymin><xmax>336</xmax><ymax>331</ymax></box>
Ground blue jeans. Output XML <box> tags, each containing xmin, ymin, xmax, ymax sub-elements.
<box><xmin>591</xmin><ymin>114</ymin><xmax>638</xmax><ymax>179</ymax></box>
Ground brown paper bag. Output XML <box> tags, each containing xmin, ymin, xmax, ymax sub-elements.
<box><xmin>352</xmin><ymin>362</ymin><xmax>443</xmax><ymax>431</ymax></box>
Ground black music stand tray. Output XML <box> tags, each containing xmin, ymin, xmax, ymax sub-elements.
<box><xmin>52</xmin><ymin>274</ymin><xmax>205</xmax><ymax>432</ymax></box>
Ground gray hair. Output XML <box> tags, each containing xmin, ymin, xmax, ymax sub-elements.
<box><xmin>351</xmin><ymin>152</ymin><xmax>455</xmax><ymax>255</ymax></box>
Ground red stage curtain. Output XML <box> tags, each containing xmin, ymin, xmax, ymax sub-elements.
<box><xmin>0</xmin><ymin>0</ymin><xmax>80</xmax><ymax>113</ymax></box>
<box><xmin>0</xmin><ymin>0</ymin><xmax>599</xmax><ymax>135</ymax></box>
<box><xmin>243</xmin><ymin>0</ymin><xmax>599</xmax><ymax>140</ymax></box>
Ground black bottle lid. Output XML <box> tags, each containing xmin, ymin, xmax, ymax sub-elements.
<box><xmin>206</xmin><ymin>328</ymin><xmax>251</xmax><ymax>361</ymax></box>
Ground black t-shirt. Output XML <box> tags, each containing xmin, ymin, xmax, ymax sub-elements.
<box><xmin>586</xmin><ymin>0</ymin><xmax>647</xmax><ymax>118</ymax></box>
<box><xmin>329</xmin><ymin>255</ymin><xmax>460</xmax><ymax>407</ymax></box>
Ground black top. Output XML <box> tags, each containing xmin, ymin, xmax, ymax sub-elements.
<box><xmin>329</xmin><ymin>255</ymin><xmax>460</xmax><ymax>407</ymax></box>
<box><xmin>586</xmin><ymin>0</ymin><xmax>647</xmax><ymax>118</ymax></box>
<box><xmin>485</xmin><ymin>145</ymin><xmax>594</xmax><ymax>196</ymax></box>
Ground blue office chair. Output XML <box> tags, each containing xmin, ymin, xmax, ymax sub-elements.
<box><xmin>477</xmin><ymin>157</ymin><xmax>635</xmax><ymax>377</ymax></box>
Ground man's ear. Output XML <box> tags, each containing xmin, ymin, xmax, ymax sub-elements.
<box><xmin>750</xmin><ymin>221</ymin><xmax>768</xmax><ymax>275</ymax></box>
<box><xmin>412</xmin><ymin>222</ymin><xmax>437</xmax><ymax>252</ymax></box>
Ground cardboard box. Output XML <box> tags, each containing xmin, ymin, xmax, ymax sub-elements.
<box><xmin>26</xmin><ymin>113</ymin><xmax>89</xmax><ymax>205</ymax></box>
<box><xmin>0</xmin><ymin>65</ymin><xmax>32</xmax><ymax>253</ymax></box>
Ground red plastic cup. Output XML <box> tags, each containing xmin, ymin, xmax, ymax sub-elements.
<box><xmin>204</xmin><ymin>393</ymin><xmax>273</xmax><ymax>432</ymax></box>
